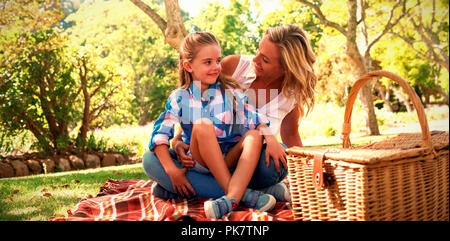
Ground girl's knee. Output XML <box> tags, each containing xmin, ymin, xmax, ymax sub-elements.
<box><xmin>193</xmin><ymin>118</ymin><xmax>214</xmax><ymax>126</ymax></box>
<box><xmin>243</xmin><ymin>129</ymin><xmax>263</xmax><ymax>143</ymax></box>
<box><xmin>192</xmin><ymin>118</ymin><xmax>217</xmax><ymax>141</ymax></box>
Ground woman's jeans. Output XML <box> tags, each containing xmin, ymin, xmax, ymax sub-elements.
<box><xmin>142</xmin><ymin>143</ymin><xmax>288</xmax><ymax>199</ymax></box>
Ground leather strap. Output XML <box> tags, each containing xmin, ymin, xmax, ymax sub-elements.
<box><xmin>313</xmin><ymin>152</ymin><xmax>325</xmax><ymax>189</ymax></box>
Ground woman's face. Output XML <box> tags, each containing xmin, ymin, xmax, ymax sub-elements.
<box><xmin>252</xmin><ymin>35</ymin><xmax>285</xmax><ymax>82</ymax></box>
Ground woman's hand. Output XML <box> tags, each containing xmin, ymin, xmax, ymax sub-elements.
<box><xmin>264</xmin><ymin>135</ymin><xmax>287</xmax><ymax>173</ymax></box>
<box><xmin>166</xmin><ymin>167</ymin><xmax>196</xmax><ymax>198</ymax></box>
<box><xmin>173</xmin><ymin>139</ymin><xmax>195</xmax><ymax>168</ymax></box>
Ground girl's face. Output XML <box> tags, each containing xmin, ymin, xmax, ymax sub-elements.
<box><xmin>252</xmin><ymin>35</ymin><xmax>285</xmax><ymax>82</ymax></box>
<box><xmin>184</xmin><ymin>44</ymin><xmax>222</xmax><ymax>91</ymax></box>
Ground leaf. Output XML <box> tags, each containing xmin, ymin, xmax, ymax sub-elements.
<box><xmin>41</xmin><ymin>188</ymin><xmax>48</xmax><ymax>192</ymax></box>
<box><xmin>75</xmin><ymin>180</ymin><xmax>80</xmax><ymax>183</ymax></box>
<box><xmin>8</xmin><ymin>196</ymin><xmax>14</xmax><ymax>202</ymax></box>
<box><xmin>43</xmin><ymin>192</ymin><xmax>52</xmax><ymax>197</ymax></box>
<box><xmin>12</xmin><ymin>189</ymin><xmax>19</xmax><ymax>194</ymax></box>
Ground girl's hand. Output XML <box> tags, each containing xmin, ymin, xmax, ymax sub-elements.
<box><xmin>173</xmin><ymin>140</ymin><xmax>195</xmax><ymax>168</ymax></box>
<box><xmin>264</xmin><ymin>136</ymin><xmax>287</xmax><ymax>173</ymax></box>
<box><xmin>167</xmin><ymin>167</ymin><xmax>196</xmax><ymax>198</ymax></box>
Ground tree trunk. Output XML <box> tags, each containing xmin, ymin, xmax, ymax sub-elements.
<box><xmin>130</xmin><ymin>0</ymin><xmax>187</xmax><ymax>50</ymax></box>
<box><xmin>138</xmin><ymin>111</ymin><xmax>149</xmax><ymax>126</ymax></box>
<box><xmin>78</xmin><ymin>57</ymin><xmax>91</xmax><ymax>145</ymax></box>
<box><xmin>393</xmin><ymin>87</ymin><xmax>414</xmax><ymax>112</ymax></box>
<box><xmin>375</xmin><ymin>81</ymin><xmax>394</xmax><ymax>112</ymax></box>
<box><xmin>345</xmin><ymin>0</ymin><xmax>379</xmax><ymax>135</ymax></box>
<box><xmin>435</xmin><ymin>86</ymin><xmax>449</xmax><ymax>105</ymax></box>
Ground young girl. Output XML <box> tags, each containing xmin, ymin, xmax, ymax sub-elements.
<box><xmin>149</xmin><ymin>32</ymin><xmax>281</xmax><ymax>219</ymax></box>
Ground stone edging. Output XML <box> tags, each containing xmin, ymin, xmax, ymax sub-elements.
<box><xmin>0</xmin><ymin>152</ymin><xmax>142</xmax><ymax>178</ymax></box>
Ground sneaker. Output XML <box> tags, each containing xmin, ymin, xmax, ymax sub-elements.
<box><xmin>204</xmin><ymin>195</ymin><xmax>237</xmax><ymax>219</ymax></box>
<box><xmin>152</xmin><ymin>183</ymin><xmax>182</xmax><ymax>199</ymax></box>
<box><xmin>241</xmin><ymin>188</ymin><xmax>276</xmax><ymax>211</ymax></box>
<box><xmin>258</xmin><ymin>182</ymin><xmax>291</xmax><ymax>202</ymax></box>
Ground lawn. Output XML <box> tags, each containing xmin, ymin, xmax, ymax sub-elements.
<box><xmin>0</xmin><ymin>163</ymin><xmax>148</xmax><ymax>221</ymax></box>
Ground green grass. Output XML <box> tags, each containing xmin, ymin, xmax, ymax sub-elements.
<box><xmin>0</xmin><ymin>163</ymin><xmax>148</xmax><ymax>221</ymax></box>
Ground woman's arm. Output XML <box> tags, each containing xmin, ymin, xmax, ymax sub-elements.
<box><xmin>257</xmin><ymin>124</ymin><xmax>287</xmax><ymax>173</ymax></box>
<box><xmin>280</xmin><ymin>106</ymin><xmax>303</xmax><ymax>148</ymax></box>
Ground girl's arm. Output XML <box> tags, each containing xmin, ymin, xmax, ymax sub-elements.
<box><xmin>280</xmin><ymin>106</ymin><xmax>303</xmax><ymax>148</ymax></box>
<box><xmin>257</xmin><ymin>124</ymin><xmax>287</xmax><ymax>173</ymax></box>
<box><xmin>154</xmin><ymin>144</ymin><xmax>196</xmax><ymax>197</ymax></box>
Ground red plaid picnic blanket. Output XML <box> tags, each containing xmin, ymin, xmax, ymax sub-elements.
<box><xmin>51</xmin><ymin>179</ymin><xmax>293</xmax><ymax>221</ymax></box>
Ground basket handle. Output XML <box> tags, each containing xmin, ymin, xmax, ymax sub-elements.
<box><xmin>341</xmin><ymin>70</ymin><xmax>432</xmax><ymax>149</ymax></box>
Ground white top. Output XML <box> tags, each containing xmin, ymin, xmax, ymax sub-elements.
<box><xmin>232</xmin><ymin>55</ymin><xmax>296</xmax><ymax>136</ymax></box>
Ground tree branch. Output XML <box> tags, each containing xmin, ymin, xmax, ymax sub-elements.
<box><xmin>365</xmin><ymin>0</ymin><xmax>408</xmax><ymax>56</ymax></box>
<box><xmin>90</xmin><ymin>86</ymin><xmax>120</xmax><ymax>121</ymax></box>
<box><xmin>297</xmin><ymin>0</ymin><xmax>347</xmax><ymax>35</ymax></box>
<box><xmin>129</xmin><ymin>0</ymin><xmax>167</xmax><ymax>33</ymax></box>
<box><xmin>389</xmin><ymin>31</ymin><xmax>430</xmax><ymax>59</ymax></box>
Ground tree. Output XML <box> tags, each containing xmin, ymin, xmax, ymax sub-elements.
<box><xmin>1</xmin><ymin>28</ymin><xmax>78</xmax><ymax>153</ymax></box>
<box><xmin>72</xmin><ymin>46</ymin><xmax>132</xmax><ymax>146</ymax></box>
<box><xmin>64</xmin><ymin>0</ymin><xmax>178</xmax><ymax>125</ymax></box>
<box><xmin>129</xmin><ymin>0</ymin><xmax>187</xmax><ymax>49</ymax></box>
<box><xmin>297</xmin><ymin>0</ymin><xmax>412</xmax><ymax>135</ymax></box>
<box><xmin>0</xmin><ymin>0</ymin><xmax>132</xmax><ymax>154</ymax></box>
<box><xmin>390</xmin><ymin>0</ymin><xmax>449</xmax><ymax>105</ymax></box>
<box><xmin>392</xmin><ymin>0</ymin><xmax>449</xmax><ymax>72</ymax></box>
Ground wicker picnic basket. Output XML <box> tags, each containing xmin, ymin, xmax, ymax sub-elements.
<box><xmin>287</xmin><ymin>70</ymin><xmax>449</xmax><ymax>221</ymax></box>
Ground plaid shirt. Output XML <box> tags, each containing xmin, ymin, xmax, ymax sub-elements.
<box><xmin>149</xmin><ymin>81</ymin><xmax>269</xmax><ymax>152</ymax></box>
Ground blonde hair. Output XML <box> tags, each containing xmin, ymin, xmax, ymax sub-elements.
<box><xmin>266</xmin><ymin>24</ymin><xmax>317</xmax><ymax>118</ymax></box>
<box><xmin>178</xmin><ymin>32</ymin><xmax>241</xmax><ymax>90</ymax></box>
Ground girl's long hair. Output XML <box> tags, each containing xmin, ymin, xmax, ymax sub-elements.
<box><xmin>178</xmin><ymin>32</ymin><xmax>241</xmax><ymax>90</ymax></box>
<box><xmin>266</xmin><ymin>24</ymin><xmax>317</xmax><ymax>118</ymax></box>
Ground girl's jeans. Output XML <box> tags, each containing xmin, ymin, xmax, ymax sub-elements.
<box><xmin>142</xmin><ymin>143</ymin><xmax>288</xmax><ymax>198</ymax></box>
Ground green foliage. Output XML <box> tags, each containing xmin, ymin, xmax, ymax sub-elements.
<box><xmin>1</xmin><ymin>27</ymin><xmax>77</xmax><ymax>153</ymax></box>
<box><xmin>64</xmin><ymin>0</ymin><xmax>177</xmax><ymax>125</ymax></box>
<box><xmin>83</xmin><ymin>133</ymin><xmax>108</xmax><ymax>152</ymax></box>
<box><xmin>258</xmin><ymin>0</ymin><xmax>323</xmax><ymax>49</ymax></box>
<box><xmin>189</xmin><ymin>0</ymin><xmax>259</xmax><ymax>56</ymax></box>
<box><xmin>324</xmin><ymin>126</ymin><xmax>337</xmax><ymax>137</ymax></box>
<box><xmin>1</xmin><ymin>1</ymin><xmax>134</xmax><ymax>154</ymax></box>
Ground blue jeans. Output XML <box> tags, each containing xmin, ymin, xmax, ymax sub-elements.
<box><xmin>142</xmin><ymin>143</ymin><xmax>288</xmax><ymax>199</ymax></box>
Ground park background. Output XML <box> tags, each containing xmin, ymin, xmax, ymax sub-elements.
<box><xmin>0</xmin><ymin>0</ymin><xmax>448</xmax><ymax>220</ymax></box>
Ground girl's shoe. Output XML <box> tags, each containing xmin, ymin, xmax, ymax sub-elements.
<box><xmin>258</xmin><ymin>182</ymin><xmax>291</xmax><ymax>202</ymax></box>
<box><xmin>204</xmin><ymin>195</ymin><xmax>237</xmax><ymax>219</ymax></box>
<box><xmin>152</xmin><ymin>183</ymin><xmax>182</xmax><ymax>199</ymax></box>
<box><xmin>241</xmin><ymin>188</ymin><xmax>276</xmax><ymax>211</ymax></box>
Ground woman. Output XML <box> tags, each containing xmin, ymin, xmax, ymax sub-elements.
<box><xmin>143</xmin><ymin>24</ymin><xmax>317</xmax><ymax>202</ymax></box>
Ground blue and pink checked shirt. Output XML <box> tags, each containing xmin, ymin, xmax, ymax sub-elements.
<box><xmin>149</xmin><ymin>81</ymin><xmax>269</xmax><ymax>152</ymax></box>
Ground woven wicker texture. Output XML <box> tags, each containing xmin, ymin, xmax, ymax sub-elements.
<box><xmin>287</xmin><ymin>70</ymin><xmax>449</xmax><ymax>221</ymax></box>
